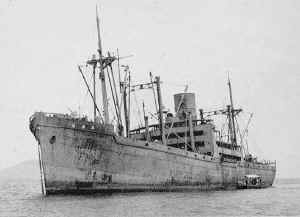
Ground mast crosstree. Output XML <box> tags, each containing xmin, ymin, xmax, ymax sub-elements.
<box><xmin>84</xmin><ymin>7</ymin><xmax>130</xmax><ymax>128</ymax></box>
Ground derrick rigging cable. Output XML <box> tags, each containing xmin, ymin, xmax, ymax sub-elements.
<box><xmin>132</xmin><ymin>92</ymin><xmax>143</xmax><ymax>128</ymax></box>
<box><xmin>106</xmin><ymin>67</ymin><xmax>121</xmax><ymax>126</ymax></box>
<box><xmin>83</xmin><ymin>68</ymin><xmax>94</xmax><ymax>116</ymax></box>
<box><xmin>78</xmin><ymin>65</ymin><xmax>104</xmax><ymax>122</ymax></box>
<box><xmin>235</xmin><ymin>118</ymin><xmax>244</xmax><ymax>152</ymax></box>
<box><xmin>76</xmin><ymin>65</ymin><xmax>90</xmax><ymax>116</ymax></box>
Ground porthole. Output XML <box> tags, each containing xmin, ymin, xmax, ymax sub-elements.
<box><xmin>49</xmin><ymin>136</ymin><xmax>56</xmax><ymax>144</ymax></box>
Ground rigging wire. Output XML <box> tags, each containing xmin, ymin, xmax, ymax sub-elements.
<box><xmin>78</xmin><ymin>65</ymin><xmax>104</xmax><ymax>122</ymax></box>
<box><xmin>77</xmin><ymin>65</ymin><xmax>93</xmax><ymax>118</ymax></box>
<box><xmin>163</xmin><ymin>82</ymin><xmax>188</xmax><ymax>88</ymax></box>
<box><xmin>220</xmin><ymin>121</ymin><xmax>227</xmax><ymax>141</ymax></box>
<box><xmin>106</xmin><ymin>67</ymin><xmax>121</xmax><ymax>125</ymax></box>
<box><xmin>133</xmin><ymin>92</ymin><xmax>143</xmax><ymax>128</ymax></box>
<box><xmin>235</xmin><ymin>117</ymin><xmax>245</xmax><ymax>156</ymax></box>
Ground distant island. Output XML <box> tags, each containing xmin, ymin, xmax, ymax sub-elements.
<box><xmin>0</xmin><ymin>160</ymin><xmax>40</xmax><ymax>181</ymax></box>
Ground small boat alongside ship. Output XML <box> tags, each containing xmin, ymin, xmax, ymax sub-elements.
<box><xmin>29</xmin><ymin>9</ymin><xmax>276</xmax><ymax>195</ymax></box>
<box><xmin>238</xmin><ymin>174</ymin><xmax>264</xmax><ymax>189</ymax></box>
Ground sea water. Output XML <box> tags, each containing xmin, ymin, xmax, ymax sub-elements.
<box><xmin>0</xmin><ymin>178</ymin><xmax>299</xmax><ymax>217</ymax></box>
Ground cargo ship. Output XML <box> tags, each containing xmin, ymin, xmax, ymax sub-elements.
<box><xmin>29</xmin><ymin>10</ymin><xmax>276</xmax><ymax>195</ymax></box>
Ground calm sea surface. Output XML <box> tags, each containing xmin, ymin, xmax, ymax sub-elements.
<box><xmin>0</xmin><ymin>178</ymin><xmax>299</xmax><ymax>217</ymax></box>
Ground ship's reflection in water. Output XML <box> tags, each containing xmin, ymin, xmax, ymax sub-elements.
<box><xmin>0</xmin><ymin>178</ymin><xmax>299</xmax><ymax>217</ymax></box>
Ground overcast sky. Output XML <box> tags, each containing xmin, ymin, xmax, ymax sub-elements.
<box><xmin>0</xmin><ymin>0</ymin><xmax>299</xmax><ymax>178</ymax></box>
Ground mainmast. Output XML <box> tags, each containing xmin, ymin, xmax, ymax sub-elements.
<box><xmin>155</xmin><ymin>76</ymin><xmax>166</xmax><ymax>145</ymax></box>
<box><xmin>93</xmin><ymin>58</ymin><xmax>97</xmax><ymax>122</ymax></box>
<box><xmin>200</xmin><ymin>78</ymin><xmax>242</xmax><ymax>146</ymax></box>
<box><xmin>121</xmin><ymin>65</ymin><xmax>130</xmax><ymax>137</ymax></box>
<box><xmin>228</xmin><ymin>77</ymin><xmax>237</xmax><ymax>146</ymax></box>
<box><xmin>96</xmin><ymin>6</ymin><xmax>109</xmax><ymax>124</ymax></box>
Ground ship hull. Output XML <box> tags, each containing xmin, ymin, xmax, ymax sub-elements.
<box><xmin>30</xmin><ymin>113</ymin><xmax>276</xmax><ymax>195</ymax></box>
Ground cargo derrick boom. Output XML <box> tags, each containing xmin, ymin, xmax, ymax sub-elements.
<box><xmin>129</xmin><ymin>77</ymin><xmax>244</xmax><ymax>162</ymax></box>
<box><xmin>83</xmin><ymin>17</ymin><xmax>255</xmax><ymax>164</ymax></box>
<box><xmin>130</xmin><ymin>95</ymin><xmax>243</xmax><ymax>162</ymax></box>
<box><xmin>81</xmin><ymin>8</ymin><xmax>243</xmax><ymax>160</ymax></box>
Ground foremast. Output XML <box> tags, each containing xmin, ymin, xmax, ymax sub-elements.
<box><xmin>228</xmin><ymin>77</ymin><xmax>238</xmax><ymax>147</ymax></box>
<box><xmin>96</xmin><ymin>6</ymin><xmax>109</xmax><ymax>124</ymax></box>
<box><xmin>84</xmin><ymin>7</ymin><xmax>122</xmax><ymax>129</ymax></box>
